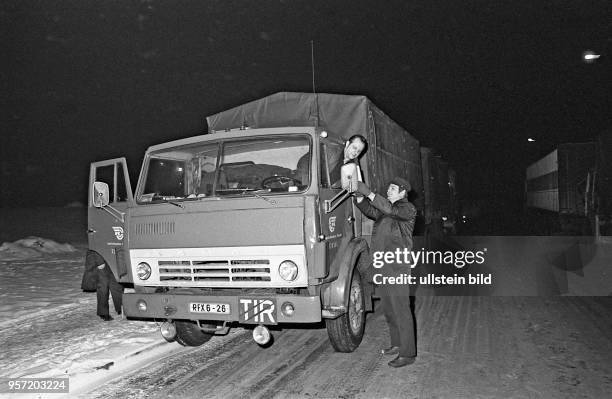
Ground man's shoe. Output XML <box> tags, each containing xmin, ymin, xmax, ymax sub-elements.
<box><xmin>99</xmin><ymin>315</ymin><xmax>113</xmax><ymax>321</ymax></box>
<box><xmin>388</xmin><ymin>356</ymin><xmax>416</xmax><ymax>368</ymax></box>
<box><xmin>381</xmin><ymin>346</ymin><xmax>400</xmax><ymax>356</ymax></box>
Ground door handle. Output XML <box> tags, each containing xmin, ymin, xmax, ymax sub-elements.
<box><xmin>87</xmin><ymin>229</ymin><xmax>96</xmax><ymax>234</ymax></box>
<box><xmin>347</xmin><ymin>216</ymin><xmax>355</xmax><ymax>223</ymax></box>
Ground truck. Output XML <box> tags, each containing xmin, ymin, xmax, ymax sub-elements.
<box><xmin>525</xmin><ymin>135</ymin><xmax>612</xmax><ymax>237</ymax></box>
<box><xmin>420</xmin><ymin>147</ymin><xmax>459</xmax><ymax>238</ymax></box>
<box><xmin>87</xmin><ymin>92</ymin><xmax>453</xmax><ymax>352</ymax></box>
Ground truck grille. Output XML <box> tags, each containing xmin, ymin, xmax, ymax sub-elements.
<box><xmin>158</xmin><ymin>260</ymin><xmax>271</xmax><ymax>282</ymax></box>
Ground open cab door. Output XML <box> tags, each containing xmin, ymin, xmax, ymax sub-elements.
<box><xmin>88</xmin><ymin>158</ymin><xmax>133</xmax><ymax>282</ymax></box>
<box><xmin>318</xmin><ymin>140</ymin><xmax>357</xmax><ymax>269</ymax></box>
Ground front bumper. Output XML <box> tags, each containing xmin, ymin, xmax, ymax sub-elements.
<box><xmin>123</xmin><ymin>293</ymin><xmax>321</xmax><ymax>324</ymax></box>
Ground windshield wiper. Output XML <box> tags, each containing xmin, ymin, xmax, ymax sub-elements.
<box><xmin>154</xmin><ymin>196</ymin><xmax>185</xmax><ymax>208</ymax></box>
<box><xmin>241</xmin><ymin>188</ymin><xmax>277</xmax><ymax>205</ymax></box>
<box><xmin>166</xmin><ymin>200</ymin><xmax>184</xmax><ymax>208</ymax></box>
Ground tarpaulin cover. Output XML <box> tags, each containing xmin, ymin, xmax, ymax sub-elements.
<box><xmin>206</xmin><ymin>92</ymin><xmax>423</xmax><ymax>210</ymax></box>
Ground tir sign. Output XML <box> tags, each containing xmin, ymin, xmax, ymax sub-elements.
<box><xmin>239</xmin><ymin>299</ymin><xmax>276</xmax><ymax>324</ymax></box>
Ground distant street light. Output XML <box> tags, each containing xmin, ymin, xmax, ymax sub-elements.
<box><xmin>582</xmin><ymin>50</ymin><xmax>601</xmax><ymax>63</ymax></box>
<box><xmin>584</xmin><ymin>54</ymin><xmax>600</xmax><ymax>60</ymax></box>
<box><xmin>527</xmin><ymin>138</ymin><xmax>536</xmax><ymax>142</ymax></box>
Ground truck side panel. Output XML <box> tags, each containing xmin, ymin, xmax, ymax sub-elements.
<box><xmin>557</xmin><ymin>143</ymin><xmax>596</xmax><ymax>216</ymax></box>
<box><xmin>526</xmin><ymin>149</ymin><xmax>559</xmax><ymax>212</ymax></box>
<box><xmin>526</xmin><ymin>143</ymin><xmax>596</xmax><ymax>216</ymax></box>
<box><xmin>596</xmin><ymin>134</ymin><xmax>612</xmax><ymax>217</ymax></box>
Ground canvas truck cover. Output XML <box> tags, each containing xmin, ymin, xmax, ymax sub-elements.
<box><xmin>206</xmin><ymin>92</ymin><xmax>423</xmax><ymax>208</ymax></box>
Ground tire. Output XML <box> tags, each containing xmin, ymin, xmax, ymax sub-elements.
<box><xmin>326</xmin><ymin>270</ymin><xmax>365</xmax><ymax>352</ymax></box>
<box><xmin>175</xmin><ymin>320</ymin><xmax>214</xmax><ymax>347</ymax></box>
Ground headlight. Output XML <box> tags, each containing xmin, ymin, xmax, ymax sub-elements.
<box><xmin>253</xmin><ymin>325</ymin><xmax>271</xmax><ymax>345</ymax></box>
<box><xmin>281</xmin><ymin>302</ymin><xmax>295</xmax><ymax>317</ymax></box>
<box><xmin>278</xmin><ymin>260</ymin><xmax>298</xmax><ymax>281</ymax></box>
<box><xmin>160</xmin><ymin>321</ymin><xmax>176</xmax><ymax>341</ymax></box>
<box><xmin>137</xmin><ymin>299</ymin><xmax>148</xmax><ymax>312</ymax></box>
<box><xmin>136</xmin><ymin>262</ymin><xmax>152</xmax><ymax>280</ymax></box>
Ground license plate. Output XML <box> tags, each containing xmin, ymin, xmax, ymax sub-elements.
<box><xmin>189</xmin><ymin>302</ymin><xmax>231</xmax><ymax>314</ymax></box>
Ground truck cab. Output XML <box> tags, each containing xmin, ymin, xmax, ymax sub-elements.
<box><xmin>89</xmin><ymin>126</ymin><xmax>371</xmax><ymax>351</ymax></box>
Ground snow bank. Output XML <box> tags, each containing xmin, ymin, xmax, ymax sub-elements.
<box><xmin>0</xmin><ymin>240</ymin><xmax>177</xmax><ymax>396</ymax></box>
<box><xmin>0</xmin><ymin>236</ymin><xmax>77</xmax><ymax>261</ymax></box>
<box><xmin>0</xmin><ymin>238</ymin><xmax>84</xmax><ymax>326</ymax></box>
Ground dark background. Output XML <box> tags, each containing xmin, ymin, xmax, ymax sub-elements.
<box><xmin>2</xmin><ymin>0</ymin><xmax>611</xmax><ymax>219</ymax></box>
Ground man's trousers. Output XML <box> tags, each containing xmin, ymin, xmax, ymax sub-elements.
<box><xmin>380</xmin><ymin>285</ymin><xmax>416</xmax><ymax>358</ymax></box>
<box><xmin>96</xmin><ymin>264</ymin><xmax>124</xmax><ymax>317</ymax></box>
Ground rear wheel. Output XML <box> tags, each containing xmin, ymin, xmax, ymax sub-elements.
<box><xmin>175</xmin><ymin>320</ymin><xmax>214</xmax><ymax>347</ymax></box>
<box><xmin>326</xmin><ymin>271</ymin><xmax>365</xmax><ymax>352</ymax></box>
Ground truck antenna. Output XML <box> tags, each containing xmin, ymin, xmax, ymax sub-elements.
<box><xmin>311</xmin><ymin>40</ymin><xmax>320</xmax><ymax>128</ymax></box>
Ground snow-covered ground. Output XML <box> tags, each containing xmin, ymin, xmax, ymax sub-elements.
<box><xmin>0</xmin><ymin>235</ymin><xmax>176</xmax><ymax>398</ymax></box>
<box><xmin>1</xmin><ymin>208</ymin><xmax>610</xmax><ymax>398</ymax></box>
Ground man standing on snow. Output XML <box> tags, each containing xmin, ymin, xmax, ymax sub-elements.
<box><xmin>354</xmin><ymin>177</ymin><xmax>417</xmax><ymax>368</ymax></box>
<box><xmin>83</xmin><ymin>250</ymin><xmax>124</xmax><ymax>321</ymax></box>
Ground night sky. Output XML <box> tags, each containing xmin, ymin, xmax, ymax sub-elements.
<box><xmin>3</xmin><ymin>0</ymin><xmax>611</xmax><ymax>209</ymax></box>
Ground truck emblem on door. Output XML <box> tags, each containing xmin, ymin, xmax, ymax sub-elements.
<box><xmin>329</xmin><ymin>216</ymin><xmax>337</xmax><ymax>233</ymax></box>
<box><xmin>112</xmin><ymin>226</ymin><xmax>124</xmax><ymax>240</ymax></box>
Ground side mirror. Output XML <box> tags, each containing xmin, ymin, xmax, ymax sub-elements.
<box><xmin>340</xmin><ymin>163</ymin><xmax>359</xmax><ymax>192</ymax></box>
<box><xmin>93</xmin><ymin>181</ymin><xmax>110</xmax><ymax>208</ymax></box>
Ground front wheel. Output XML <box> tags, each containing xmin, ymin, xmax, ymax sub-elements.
<box><xmin>175</xmin><ymin>320</ymin><xmax>214</xmax><ymax>347</ymax></box>
<box><xmin>326</xmin><ymin>271</ymin><xmax>365</xmax><ymax>352</ymax></box>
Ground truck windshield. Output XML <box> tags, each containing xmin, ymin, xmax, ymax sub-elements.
<box><xmin>137</xmin><ymin>135</ymin><xmax>311</xmax><ymax>203</ymax></box>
